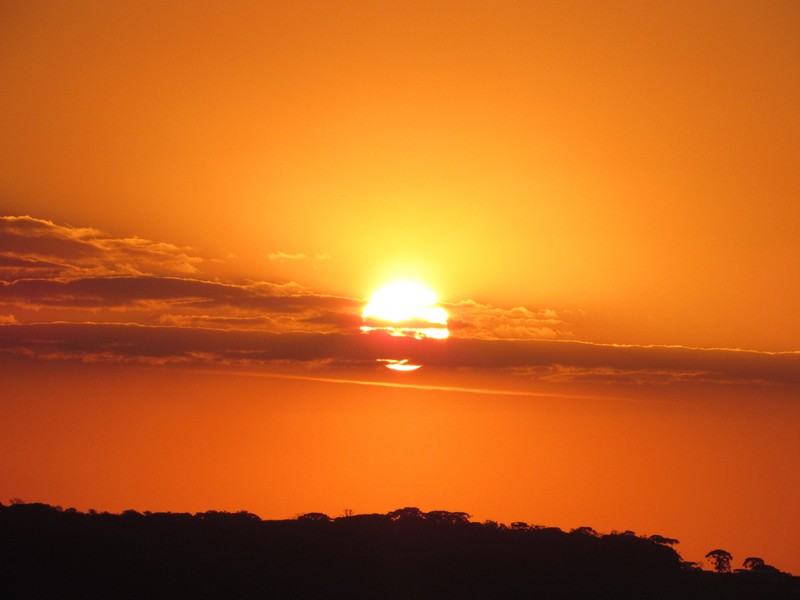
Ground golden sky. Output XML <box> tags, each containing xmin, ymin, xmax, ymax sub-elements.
<box><xmin>1</xmin><ymin>0</ymin><xmax>799</xmax><ymax>574</ymax></box>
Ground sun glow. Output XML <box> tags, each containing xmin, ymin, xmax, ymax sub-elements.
<box><xmin>361</xmin><ymin>281</ymin><xmax>449</xmax><ymax>340</ymax></box>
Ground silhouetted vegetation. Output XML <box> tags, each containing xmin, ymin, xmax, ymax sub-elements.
<box><xmin>1</xmin><ymin>501</ymin><xmax>797</xmax><ymax>599</ymax></box>
<box><xmin>706</xmin><ymin>548</ymin><xmax>734</xmax><ymax>573</ymax></box>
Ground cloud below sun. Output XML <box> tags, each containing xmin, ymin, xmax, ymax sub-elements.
<box><xmin>1</xmin><ymin>215</ymin><xmax>798</xmax><ymax>388</ymax></box>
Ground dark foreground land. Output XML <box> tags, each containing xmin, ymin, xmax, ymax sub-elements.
<box><xmin>1</xmin><ymin>502</ymin><xmax>797</xmax><ymax>599</ymax></box>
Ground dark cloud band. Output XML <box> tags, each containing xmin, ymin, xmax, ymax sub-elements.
<box><xmin>1</xmin><ymin>323</ymin><xmax>797</xmax><ymax>386</ymax></box>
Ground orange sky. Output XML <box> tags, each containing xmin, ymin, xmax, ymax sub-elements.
<box><xmin>1</xmin><ymin>0</ymin><xmax>799</xmax><ymax>574</ymax></box>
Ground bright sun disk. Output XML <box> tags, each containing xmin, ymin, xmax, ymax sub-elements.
<box><xmin>361</xmin><ymin>281</ymin><xmax>449</xmax><ymax>340</ymax></box>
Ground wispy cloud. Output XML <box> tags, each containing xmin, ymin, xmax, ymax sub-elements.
<box><xmin>201</xmin><ymin>369</ymin><xmax>606</xmax><ymax>399</ymax></box>
<box><xmin>0</xmin><ymin>215</ymin><xmax>204</xmax><ymax>279</ymax></box>
<box><xmin>0</xmin><ymin>276</ymin><xmax>355</xmax><ymax>312</ymax></box>
<box><xmin>268</xmin><ymin>251</ymin><xmax>330</xmax><ymax>261</ymax></box>
<box><xmin>0</xmin><ymin>216</ymin><xmax>358</xmax><ymax>334</ymax></box>
<box><xmin>448</xmin><ymin>300</ymin><xmax>577</xmax><ymax>340</ymax></box>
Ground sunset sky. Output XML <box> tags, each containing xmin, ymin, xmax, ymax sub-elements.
<box><xmin>2</xmin><ymin>1</ymin><xmax>799</xmax><ymax>573</ymax></box>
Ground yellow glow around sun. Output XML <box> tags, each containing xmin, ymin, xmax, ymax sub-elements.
<box><xmin>361</xmin><ymin>281</ymin><xmax>449</xmax><ymax>340</ymax></box>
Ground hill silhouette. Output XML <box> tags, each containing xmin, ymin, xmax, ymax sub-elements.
<box><xmin>1</xmin><ymin>501</ymin><xmax>797</xmax><ymax>599</ymax></box>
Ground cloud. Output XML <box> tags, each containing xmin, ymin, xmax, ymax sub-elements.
<box><xmin>0</xmin><ymin>275</ymin><xmax>362</xmax><ymax>334</ymax></box>
<box><xmin>1</xmin><ymin>217</ymin><xmax>573</xmax><ymax>342</ymax></box>
<box><xmin>0</xmin><ymin>215</ymin><xmax>204</xmax><ymax>279</ymax></box>
<box><xmin>3</xmin><ymin>214</ymin><xmax>796</xmax><ymax>389</ymax></box>
<box><xmin>268</xmin><ymin>251</ymin><xmax>330</xmax><ymax>261</ymax></box>
<box><xmin>1</xmin><ymin>323</ymin><xmax>798</xmax><ymax>387</ymax></box>
<box><xmin>0</xmin><ymin>254</ymin><xmax>65</xmax><ymax>281</ymax></box>
<box><xmin>0</xmin><ymin>276</ymin><xmax>356</xmax><ymax>311</ymax></box>
<box><xmin>0</xmin><ymin>215</ymin><xmax>359</xmax><ymax>333</ymax></box>
<box><xmin>0</xmin><ymin>324</ymin><xmax>375</xmax><ymax>369</ymax></box>
<box><xmin>447</xmin><ymin>300</ymin><xmax>576</xmax><ymax>340</ymax></box>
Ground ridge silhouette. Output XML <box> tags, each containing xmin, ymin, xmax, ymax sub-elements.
<box><xmin>1</xmin><ymin>501</ymin><xmax>797</xmax><ymax>599</ymax></box>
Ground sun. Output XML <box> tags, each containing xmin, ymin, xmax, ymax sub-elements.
<box><xmin>379</xmin><ymin>359</ymin><xmax>423</xmax><ymax>372</ymax></box>
<box><xmin>361</xmin><ymin>281</ymin><xmax>449</xmax><ymax>340</ymax></box>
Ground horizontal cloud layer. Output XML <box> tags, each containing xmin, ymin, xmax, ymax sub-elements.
<box><xmin>0</xmin><ymin>215</ymin><xmax>577</xmax><ymax>340</ymax></box>
<box><xmin>4</xmin><ymin>214</ymin><xmax>795</xmax><ymax>387</ymax></box>
<box><xmin>0</xmin><ymin>216</ymin><xmax>365</xmax><ymax>335</ymax></box>
<box><xmin>1</xmin><ymin>323</ymin><xmax>797</xmax><ymax>386</ymax></box>
<box><xmin>0</xmin><ymin>275</ymin><xmax>358</xmax><ymax>315</ymax></box>
<box><xmin>0</xmin><ymin>215</ymin><xmax>205</xmax><ymax>278</ymax></box>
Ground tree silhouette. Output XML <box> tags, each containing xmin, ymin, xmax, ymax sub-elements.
<box><xmin>743</xmin><ymin>557</ymin><xmax>765</xmax><ymax>570</ymax></box>
<box><xmin>648</xmin><ymin>534</ymin><xmax>679</xmax><ymax>546</ymax></box>
<box><xmin>387</xmin><ymin>506</ymin><xmax>424</xmax><ymax>522</ymax></box>
<box><xmin>571</xmin><ymin>526</ymin><xmax>600</xmax><ymax>537</ymax></box>
<box><xmin>741</xmin><ymin>557</ymin><xmax>782</xmax><ymax>573</ymax></box>
<box><xmin>706</xmin><ymin>549</ymin><xmax>733</xmax><ymax>573</ymax></box>
<box><xmin>297</xmin><ymin>512</ymin><xmax>332</xmax><ymax>522</ymax></box>
<box><xmin>425</xmin><ymin>510</ymin><xmax>470</xmax><ymax>526</ymax></box>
